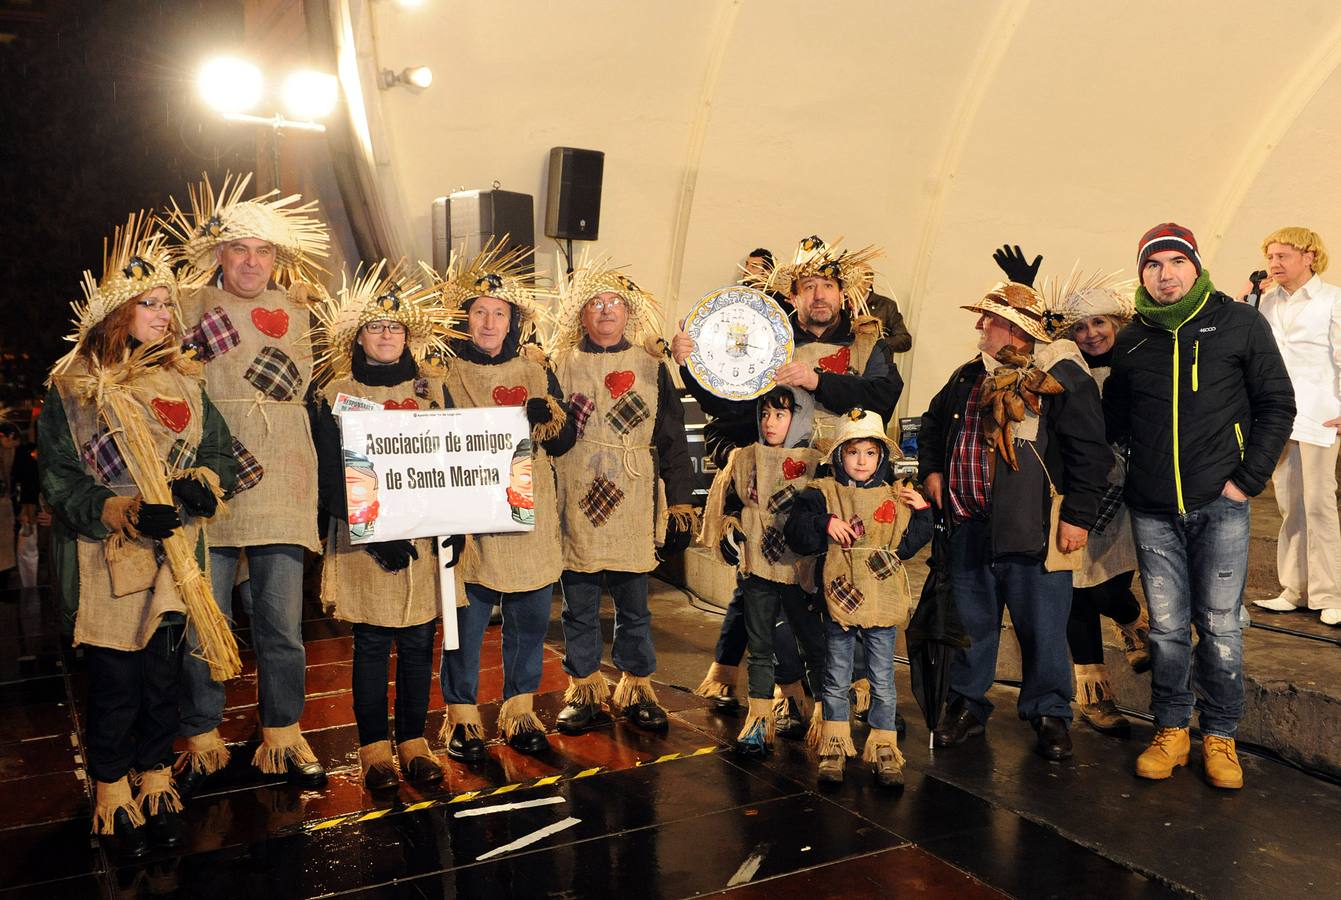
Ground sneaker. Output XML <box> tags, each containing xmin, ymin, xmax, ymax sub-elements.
<box><xmin>871</xmin><ymin>747</ymin><xmax>904</xmax><ymax>789</ymax></box>
<box><xmin>1078</xmin><ymin>698</ymin><xmax>1132</xmax><ymax>738</ymax></box>
<box><xmin>1253</xmin><ymin>594</ymin><xmax>1302</xmax><ymax>613</ymax></box>
<box><xmin>817</xmin><ymin>753</ymin><xmax>845</xmax><ymax>784</ymax></box>
<box><xmin>1135</xmin><ymin>726</ymin><xmax>1190</xmax><ymax>780</ymax></box>
<box><xmin>775</xmin><ymin>697</ymin><xmax>805</xmax><ymax>740</ymax></box>
<box><xmin>734</xmin><ymin>718</ymin><xmax>770</xmax><ymax>758</ymax></box>
<box><xmin>1202</xmin><ymin>735</ymin><xmax>1244</xmax><ymax>789</ymax></box>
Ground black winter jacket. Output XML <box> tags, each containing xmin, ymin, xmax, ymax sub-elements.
<box><xmin>1103</xmin><ymin>291</ymin><xmax>1295</xmax><ymax>516</ymax></box>
<box><xmin>918</xmin><ymin>352</ymin><xmax>1110</xmax><ymax>560</ymax></box>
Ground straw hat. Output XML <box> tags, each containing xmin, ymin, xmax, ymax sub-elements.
<box><xmin>831</xmin><ymin>408</ymin><xmax>899</xmax><ymax>456</ymax></box>
<box><xmin>1040</xmin><ymin>267</ymin><xmax>1136</xmax><ymax>332</ymax></box>
<box><xmin>760</xmin><ymin>235</ymin><xmax>881</xmax><ymax>316</ymax></box>
<box><xmin>551</xmin><ymin>253</ymin><xmax>661</xmax><ymax>352</ymax></box>
<box><xmin>961</xmin><ymin>281</ymin><xmax>1069</xmax><ymax>344</ymax></box>
<box><xmin>312</xmin><ymin>261</ymin><xmax>460</xmax><ymax>383</ymax></box>
<box><xmin>160</xmin><ymin>172</ymin><xmax>329</xmax><ymax>284</ymax></box>
<box><xmin>439</xmin><ymin>239</ymin><xmax>549</xmax><ymax>341</ymax></box>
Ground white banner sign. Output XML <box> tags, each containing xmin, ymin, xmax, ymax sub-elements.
<box><xmin>339</xmin><ymin>406</ymin><xmax>535</xmax><ymax>545</ymax></box>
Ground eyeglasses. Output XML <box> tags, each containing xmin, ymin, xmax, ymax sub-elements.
<box><xmin>586</xmin><ymin>297</ymin><xmax>625</xmax><ymax>313</ymax></box>
<box><xmin>363</xmin><ymin>321</ymin><xmax>406</xmax><ymax>334</ymax></box>
<box><xmin>136</xmin><ymin>299</ymin><xmax>173</xmax><ymax>312</ymax></box>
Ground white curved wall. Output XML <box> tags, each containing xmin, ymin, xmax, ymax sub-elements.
<box><xmin>357</xmin><ymin>0</ymin><xmax>1341</xmax><ymax>413</ymax></box>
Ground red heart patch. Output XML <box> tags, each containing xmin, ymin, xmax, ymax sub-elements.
<box><xmin>873</xmin><ymin>499</ymin><xmax>896</xmax><ymax>524</ymax></box>
<box><xmin>492</xmin><ymin>385</ymin><xmax>528</xmax><ymax>406</ymax></box>
<box><xmin>383</xmin><ymin>398</ymin><xmax>418</xmax><ymax>410</ymax></box>
<box><xmin>782</xmin><ymin>457</ymin><xmax>807</xmax><ymax>480</ymax></box>
<box><xmin>605</xmin><ymin>370</ymin><xmax>636</xmax><ymax>399</ymax></box>
<box><xmin>150</xmin><ymin>397</ymin><xmax>191</xmax><ymax>433</ymax></box>
<box><xmin>817</xmin><ymin>345</ymin><xmax>851</xmax><ymax>375</ymax></box>
<box><xmin>250</xmin><ymin>307</ymin><xmax>290</xmax><ymax>338</ymax></box>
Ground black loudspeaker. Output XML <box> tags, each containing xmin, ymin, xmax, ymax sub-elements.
<box><xmin>544</xmin><ymin>147</ymin><xmax>604</xmax><ymax>240</ymax></box>
<box><xmin>431</xmin><ymin>189</ymin><xmax>534</xmax><ymax>272</ymax></box>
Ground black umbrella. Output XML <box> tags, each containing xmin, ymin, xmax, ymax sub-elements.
<box><xmin>905</xmin><ymin>508</ymin><xmax>970</xmax><ymax>748</ymax></box>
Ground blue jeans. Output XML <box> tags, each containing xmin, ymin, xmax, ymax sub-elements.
<box><xmin>949</xmin><ymin>518</ymin><xmax>1074</xmax><ymax>724</ymax></box>
<box><xmin>179</xmin><ymin>544</ymin><xmax>307</xmax><ymax>735</ymax></box>
<box><xmin>1131</xmin><ymin>494</ymin><xmax>1249</xmax><ymax>737</ymax></box>
<box><xmin>713</xmin><ymin>579</ymin><xmax>805</xmax><ymax>685</ymax></box>
<box><xmin>352</xmin><ymin>620</ymin><xmax>437</xmax><ymax>746</ymax></box>
<box><xmin>440</xmin><ymin>583</ymin><xmax>552</xmax><ymax>704</ymax></box>
<box><xmin>822</xmin><ymin>619</ymin><xmax>898</xmax><ymax>732</ymax></box>
<box><xmin>559</xmin><ymin>570</ymin><xmax>654</xmax><ymax>679</ymax></box>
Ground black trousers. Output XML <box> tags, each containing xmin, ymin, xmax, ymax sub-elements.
<box><xmin>84</xmin><ymin>621</ymin><xmax>184</xmax><ymax>784</ymax></box>
<box><xmin>352</xmin><ymin>620</ymin><xmax>437</xmax><ymax>746</ymax></box>
<box><xmin>740</xmin><ymin>575</ymin><xmax>827</xmax><ymax>701</ymax></box>
<box><xmin>1066</xmin><ymin>570</ymin><xmax>1140</xmax><ymax>666</ymax></box>
<box><xmin>713</xmin><ymin>580</ymin><xmax>804</xmax><ymax>685</ymax></box>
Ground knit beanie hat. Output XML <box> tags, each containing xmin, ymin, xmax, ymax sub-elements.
<box><xmin>1137</xmin><ymin>222</ymin><xmax>1202</xmax><ymax>274</ymax></box>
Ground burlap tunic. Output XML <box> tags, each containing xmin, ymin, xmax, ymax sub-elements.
<box><xmin>792</xmin><ymin>316</ymin><xmax>880</xmax><ymax>445</ymax></box>
<box><xmin>813</xmin><ymin>478</ymin><xmax>913</xmax><ymax>630</ymax></box>
<box><xmin>319</xmin><ymin>374</ymin><xmax>446</xmax><ymax>627</ymax></box>
<box><xmin>553</xmin><ymin>345</ymin><xmax>663</xmax><ymax>574</ymax></box>
<box><xmin>53</xmin><ymin>363</ymin><xmax>207</xmax><ymax>651</ymax></box>
<box><xmin>445</xmin><ymin>354</ymin><xmax>562</xmax><ymax>593</ymax></box>
<box><xmin>179</xmin><ymin>285</ymin><xmax>319</xmax><ymax>551</ymax></box>
<box><xmin>731</xmin><ymin>444</ymin><xmax>823</xmax><ymax>584</ymax></box>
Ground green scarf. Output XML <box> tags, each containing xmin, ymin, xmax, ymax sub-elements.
<box><xmin>1134</xmin><ymin>269</ymin><xmax>1214</xmax><ymax>331</ymax></box>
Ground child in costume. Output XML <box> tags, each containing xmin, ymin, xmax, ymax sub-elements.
<box><xmin>699</xmin><ymin>385</ymin><xmax>827</xmax><ymax>756</ymax></box>
<box><xmin>785</xmin><ymin>409</ymin><xmax>931</xmax><ymax>786</ymax></box>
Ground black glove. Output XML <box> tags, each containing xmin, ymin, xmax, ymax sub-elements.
<box><xmin>992</xmin><ymin>244</ymin><xmax>1043</xmax><ymax>287</ymax></box>
<box><xmin>171</xmin><ymin>476</ymin><xmax>218</xmax><ymax>518</ymax></box>
<box><xmin>657</xmin><ymin>517</ymin><xmax>692</xmax><ymax>560</ymax></box>
<box><xmin>136</xmin><ymin>503</ymin><xmax>181</xmax><ymax>540</ymax></box>
<box><xmin>365</xmin><ymin>540</ymin><xmax>419</xmax><ymax>573</ymax></box>
<box><xmin>524</xmin><ymin>396</ymin><xmax>553</xmax><ymax>427</ymax></box>
<box><xmin>438</xmin><ymin>534</ymin><xmax>466</xmax><ymax>568</ymax></box>
<box><xmin>719</xmin><ymin>526</ymin><xmax>743</xmax><ymax>567</ymax></box>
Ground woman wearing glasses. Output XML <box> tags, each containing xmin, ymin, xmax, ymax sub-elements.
<box><xmin>38</xmin><ymin>217</ymin><xmax>236</xmax><ymax>858</ymax></box>
<box><xmin>311</xmin><ymin>264</ymin><xmax>454</xmax><ymax>791</ymax></box>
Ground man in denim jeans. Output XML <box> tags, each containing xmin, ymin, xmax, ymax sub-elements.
<box><xmin>1104</xmin><ymin>223</ymin><xmax>1294</xmax><ymax>789</ymax></box>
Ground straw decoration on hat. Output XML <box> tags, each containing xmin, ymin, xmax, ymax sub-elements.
<box><xmin>760</xmin><ymin>235</ymin><xmax>881</xmax><ymax>317</ymax></box>
<box><xmin>551</xmin><ymin>252</ymin><xmax>661</xmax><ymax>352</ymax></box>
<box><xmin>960</xmin><ymin>280</ymin><xmax>1072</xmax><ymax>344</ymax></box>
<box><xmin>311</xmin><ymin>260</ymin><xmax>461</xmax><ymax>386</ymax></box>
<box><xmin>159</xmin><ymin>171</ymin><xmax>329</xmax><ymax>286</ymax></box>
<box><xmin>439</xmin><ymin>238</ymin><xmax>550</xmax><ymax>341</ymax></box>
<box><xmin>1039</xmin><ymin>265</ymin><xmax>1136</xmax><ymax>333</ymax></box>
<box><xmin>52</xmin><ymin>212</ymin><xmax>179</xmax><ymax>377</ymax></box>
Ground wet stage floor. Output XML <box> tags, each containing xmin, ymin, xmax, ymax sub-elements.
<box><xmin>2</xmin><ymin>581</ymin><xmax>1339</xmax><ymax>899</ymax></box>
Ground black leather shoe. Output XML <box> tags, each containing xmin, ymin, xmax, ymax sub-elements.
<box><xmin>403</xmin><ymin>755</ymin><xmax>443</xmax><ymax>785</ymax></box>
<box><xmin>287</xmin><ymin>758</ymin><xmax>328</xmax><ymax>789</ymax></box>
<box><xmin>172</xmin><ymin>764</ymin><xmax>211</xmax><ymax>802</ymax></box>
<box><xmin>933</xmin><ymin>705</ymin><xmax>986</xmax><ymax>748</ymax></box>
<box><xmin>624</xmin><ymin>700</ymin><xmax>669</xmax><ymax>732</ymax></box>
<box><xmin>775</xmin><ymin>698</ymin><xmax>804</xmax><ymax>740</ymax></box>
<box><xmin>143</xmin><ymin>803</ymin><xmax>184</xmax><ymax>849</ymax></box>
<box><xmin>1032</xmin><ymin>716</ymin><xmax>1073</xmax><ymax>761</ymax></box>
<box><xmin>711</xmin><ymin>694</ymin><xmax>742</xmax><ymax>713</ymax></box>
<box><xmin>446</xmin><ymin>724</ymin><xmax>487</xmax><ymax>764</ymax></box>
<box><xmin>556</xmin><ymin>701</ymin><xmax>611</xmax><ymax>735</ymax></box>
<box><xmin>508</xmin><ymin>729</ymin><xmax>551</xmax><ymax>755</ymax></box>
<box><xmin>108</xmin><ymin>807</ymin><xmax>149</xmax><ymax>860</ymax></box>
<box><xmin>363</xmin><ymin>762</ymin><xmax>399</xmax><ymax>791</ymax></box>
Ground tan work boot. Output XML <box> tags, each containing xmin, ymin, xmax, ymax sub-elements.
<box><xmin>1135</xmin><ymin>726</ymin><xmax>1190</xmax><ymax>779</ymax></box>
<box><xmin>1202</xmin><ymin>735</ymin><xmax>1244</xmax><ymax>790</ymax></box>
<box><xmin>1078</xmin><ymin>698</ymin><xmax>1132</xmax><ymax>738</ymax></box>
<box><xmin>1114</xmin><ymin>611</ymin><xmax>1151</xmax><ymax>673</ymax></box>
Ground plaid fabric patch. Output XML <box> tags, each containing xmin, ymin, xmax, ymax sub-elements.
<box><xmin>166</xmin><ymin>439</ymin><xmax>197</xmax><ymax>472</ymax></box>
<box><xmin>866</xmin><ymin>549</ymin><xmax>901</xmax><ymax>581</ymax></box>
<box><xmin>579</xmin><ymin>475</ymin><xmax>624</xmax><ymax>526</ymax></box>
<box><xmin>82</xmin><ymin>428</ymin><xmax>126</xmax><ymax>483</ymax></box>
<box><xmin>243</xmin><ymin>347</ymin><xmax>303</xmax><ymax>401</ymax></box>
<box><xmin>847</xmin><ymin>515</ymin><xmax>866</xmax><ymax>541</ymax></box>
<box><xmin>949</xmin><ymin>374</ymin><xmax>992</xmax><ymax>523</ymax></box>
<box><xmin>767</xmin><ymin>484</ymin><xmax>797</xmax><ymax>516</ymax></box>
<box><xmin>568</xmin><ymin>392</ymin><xmax>596</xmax><ymax>437</ymax></box>
<box><xmin>414</xmin><ymin>378</ymin><xmax>430</xmax><ymax>399</ymax></box>
<box><xmin>604</xmin><ymin>390</ymin><xmax>651</xmax><ymax>435</ymax></box>
<box><xmin>760</xmin><ymin>526</ymin><xmax>788</xmax><ymax>563</ymax></box>
<box><xmin>183</xmin><ymin>307</ymin><xmax>241</xmax><ymax>362</ymax></box>
<box><xmin>827</xmin><ymin>574</ymin><xmax>865</xmax><ymax>615</ymax></box>
<box><xmin>230</xmin><ymin>436</ymin><xmax>264</xmax><ymax>494</ymax></box>
<box><xmin>1092</xmin><ymin>483</ymin><xmax>1125</xmax><ymax>536</ymax></box>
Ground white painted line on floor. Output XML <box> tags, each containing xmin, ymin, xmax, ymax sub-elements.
<box><xmin>454</xmin><ymin>795</ymin><xmax>566</xmax><ymax>818</ymax></box>
<box><xmin>476</xmin><ymin>816</ymin><xmax>582</xmax><ymax>861</ymax></box>
<box><xmin>726</xmin><ymin>841</ymin><xmax>771</xmax><ymax>886</ymax></box>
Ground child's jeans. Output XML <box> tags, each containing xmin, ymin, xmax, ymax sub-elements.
<box><xmin>822</xmin><ymin>619</ymin><xmax>898</xmax><ymax>732</ymax></box>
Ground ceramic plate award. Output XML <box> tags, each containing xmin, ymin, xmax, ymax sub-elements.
<box><xmin>684</xmin><ymin>285</ymin><xmax>794</xmax><ymax>400</ymax></box>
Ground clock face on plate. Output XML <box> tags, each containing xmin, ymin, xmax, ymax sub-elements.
<box><xmin>685</xmin><ymin>286</ymin><xmax>794</xmax><ymax>400</ymax></box>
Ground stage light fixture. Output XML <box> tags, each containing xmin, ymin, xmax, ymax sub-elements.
<box><xmin>198</xmin><ymin>57</ymin><xmax>263</xmax><ymax>114</ymax></box>
<box><xmin>378</xmin><ymin>66</ymin><xmax>433</xmax><ymax>91</ymax></box>
<box><xmin>282</xmin><ymin>70</ymin><xmax>339</xmax><ymax>121</ymax></box>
